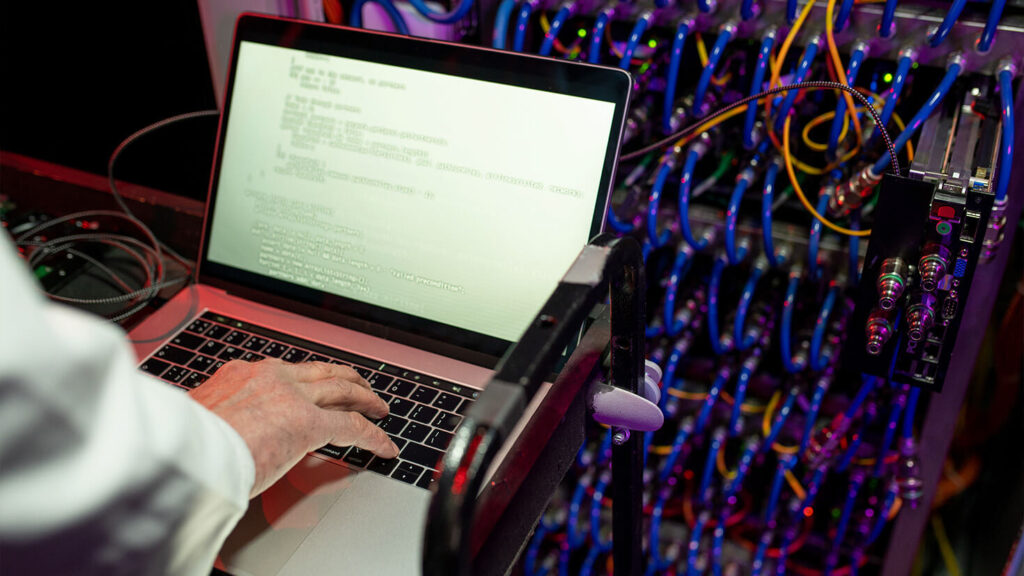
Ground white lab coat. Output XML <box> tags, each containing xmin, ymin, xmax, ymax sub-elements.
<box><xmin>0</xmin><ymin>232</ymin><xmax>254</xmax><ymax>575</ymax></box>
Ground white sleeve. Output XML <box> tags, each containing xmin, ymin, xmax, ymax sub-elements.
<box><xmin>0</xmin><ymin>232</ymin><xmax>255</xmax><ymax>576</ymax></box>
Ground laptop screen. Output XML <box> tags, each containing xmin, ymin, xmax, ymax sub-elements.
<box><xmin>201</xmin><ymin>15</ymin><xmax>630</xmax><ymax>358</ymax></box>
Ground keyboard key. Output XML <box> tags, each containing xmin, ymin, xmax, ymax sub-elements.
<box><xmin>262</xmin><ymin>342</ymin><xmax>288</xmax><ymax>358</ymax></box>
<box><xmin>396</xmin><ymin>461</ymin><xmax>424</xmax><ymax>477</ymax></box>
<box><xmin>376</xmin><ymin>391</ymin><xmax>393</xmax><ymax>404</ymax></box>
<box><xmin>242</xmin><ymin>336</ymin><xmax>268</xmax><ymax>351</ymax></box>
<box><xmin>389</xmin><ymin>398</ymin><xmax>414</xmax><ymax>417</ymax></box>
<box><xmin>368</xmin><ymin>373</ymin><xmax>394</xmax><ymax>390</ymax></box>
<box><xmin>198</xmin><ymin>341</ymin><xmax>225</xmax><ymax>356</ymax></box>
<box><xmin>162</xmin><ymin>366</ymin><xmax>189</xmax><ymax>384</ymax></box>
<box><xmin>400</xmin><ymin>422</ymin><xmax>429</xmax><ymax>443</ymax></box>
<box><xmin>352</xmin><ymin>366</ymin><xmax>373</xmax><ymax>379</ymax></box>
<box><xmin>208</xmin><ymin>360</ymin><xmax>226</xmax><ymax>374</ymax></box>
<box><xmin>140</xmin><ymin>358</ymin><xmax>170</xmax><ymax>377</ymax></box>
<box><xmin>433</xmin><ymin>393</ymin><xmax>461</xmax><ymax>412</ymax></box>
<box><xmin>316</xmin><ymin>444</ymin><xmax>346</xmax><ymax>459</ymax></box>
<box><xmin>417</xmin><ymin>473</ymin><xmax>436</xmax><ymax>490</ymax></box>
<box><xmin>282</xmin><ymin>348</ymin><xmax>309</xmax><ymax>363</ymax></box>
<box><xmin>389</xmin><ymin>435</ymin><xmax>408</xmax><ymax>451</ymax></box>
<box><xmin>368</xmin><ymin>457</ymin><xmax>399</xmax><ymax>476</ymax></box>
<box><xmin>409</xmin><ymin>404</ymin><xmax>439</xmax><ymax>425</ymax></box>
<box><xmin>240</xmin><ymin>351</ymin><xmax>265</xmax><ymax>362</ymax></box>
<box><xmin>432</xmin><ymin>412</ymin><xmax>462</xmax><ymax>432</ymax></box>
<box><xmin>185</xmin><ymin>319</ymin><xmax>211</xmax><ymax>334</ymax></box>
<box><xmin>183</xmin><ymin>372</ymin><xmax>209</xmax><ymax>389</ymax></box>
<box><xmin>456</xmin><ymin>400</ymin><xmax>470</xmax><ymax>415</ymax></box>
<box><xmin>388</xmin><ymin>380</ymin><xmax>415</xmax><ymax>398</ymax></box>
<box><xmin>343</xmin><ymin>447</ymin><xmax>373</xmax><ymax>468</ymax></box>
<box><xmin>155</xmin><ymin>345</ymin><xmax>196</xmax><ymax>366</ymax></box>
<box><xmin>171</xmin><ymin>332</ymin><xmax>205</xmax><ymax>350</ymax></box>
<box><xmin>308</xmin><ymin>353</ymin><xmax>331</xmax><ymax>363</ymax></box>
<box><xmin>379</xmin><ymin>415</ymin><xmax>409</xmax><ymax>435</ymax></box>
<box><xmin>410</xmin><ymin>386</ymin><xmax>439</xmax><ymax>404</ymax></box>
<box><xmin>425</xmin><ymin>429</ymin><xmax>453</xmax><ymax>450</ymax></box>
<box><xmin>391</xmin><ymin>462</ymin><xmax>424</xmax><ymax>484</ymax></box>
<box><xmin>402</xmin><ymin>443</ymin><xmax>444</xmax><ymax>471</ymax></box>
<box><xmin>223</xmin><ymin>330</ymin><xmax>250</xmax><ymax>345</ymax></box>
<box><xmin>206</xmin><ymin>325</ymin><xmax>231</xmax><ymax>339</ymax></box>
<box><xmin>186</xmin><ymin>355</ymin><xmax>216</xmax><ymax>372</ymax></box>
<box><xmin>218</xmin><ymin>346</ymin><xmax>244</xmax><ymax>360</ymax></box>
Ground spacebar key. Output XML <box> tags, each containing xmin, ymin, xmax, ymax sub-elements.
<box><xmin>401</xmin><ymin>443</ymin><xmax>443</xmax><ymax>471</ymax></box>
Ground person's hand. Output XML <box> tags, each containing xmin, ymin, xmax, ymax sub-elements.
<box><xmin>190</xmin><ymin>359</ymin><xmax>399</xmax><ymax>497</ymax></box>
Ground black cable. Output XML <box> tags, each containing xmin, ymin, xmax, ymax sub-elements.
<box><xmin>620</xmin><ymin>81</ymin><xmax>901</xmax><ymax>177</ymax></box>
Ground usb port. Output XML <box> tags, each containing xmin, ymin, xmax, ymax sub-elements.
<box><xmin>961</xmin><ymin>211</ymin><xmax>982</xmax><ymax>243</ymax></box>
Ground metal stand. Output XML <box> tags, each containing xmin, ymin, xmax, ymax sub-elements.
<box><xmin>422</xmin><ymin>235</ymin><xmax>646</xmax><ymax>576</ymax></box>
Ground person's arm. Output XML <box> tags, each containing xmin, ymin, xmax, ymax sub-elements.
<box><xmin>0</xmin><ymin>233</ymin><xmax>397</xmax><ymax>575</ymax></box>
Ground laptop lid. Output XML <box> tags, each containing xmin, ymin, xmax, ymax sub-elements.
<box><xmin>197</xmin><ymin>14</ymin><xmax>631</xmax><ymax>361</ymax></box>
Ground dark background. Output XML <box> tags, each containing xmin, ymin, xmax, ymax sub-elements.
<box><xmin>1</xmin><ymin>2</ymin><xmax>218</xmax><ymax>201</ymax></box>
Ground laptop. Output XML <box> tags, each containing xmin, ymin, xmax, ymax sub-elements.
<box><xmin>128</xmin><ymin>13</ymin><xmax>630</xmax><ymax>575</ymax></box>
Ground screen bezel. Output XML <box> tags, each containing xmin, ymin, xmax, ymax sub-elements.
<box><xmin>197</xmin><ymin>13</ymin><xmax>631</xmax><ymax>363</ymax></box>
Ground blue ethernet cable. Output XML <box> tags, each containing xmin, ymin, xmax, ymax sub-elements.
<box><xmin>865</xmin><ymin>480</ymin><xmax>899</xmax><ymax>546</ymax></box>
<box><xmin>872</xmin><ymin>58</ymin><xmax>962</xmax><ymax>176</ymax></box>
<box><xmin>813</xmin><ymin>375</ymin><xmax>877</xmax><ymax>462</ymax></box>
<box><xmin>837</xmin><ymin>412</ymin><xmax>872</xmax><ymax>472</ymax></box>
<box><xmin>826</xmin><ymin>473</ymin><xmax>865</xmax><ymax>576</ymax></box>
<box><xmin>664</xmin><ymin>20</ymin><xmax>693</xmax><ymax>134</ymax></box>
<box><xmin>997</xmin><ymin>63</ymin><xmax>1015</xmax><ymax>203</ymax></box>
<box><xmin>538</xmin><ymin>3</ymin><xmax>573</xmax><ymax>56</ymax></box>
<box><xmin>741</xmin><ymin>0</ymin><xmax>757</xmax><ymax>20</ymax></box>
<box><xmin>647</xmin><ymin>156</ymin><xmax>677</xmax><ymax>247</ymax></box>
<box><xmin>619</xmin><ymin>11</ymin><xmax>654</xmax><ymax>70</ymax></box>
<box><xmin>874</xmin><ymin>385</ymin><xmax>906</xmax><ymax>477</ymax></box>
<box><xmin>525</xmin><ymin>520</ymin><xmax>550</xmax><ymax>575</ymax></box>
<box><xmin>659</xmin><ymin>417</ymin><xmax>695</xmax><ymax>482</ymax></box>
<box><xmin>660</xmin><ymin>342</ymin><xmax>686</xmax><ymax>410</ymax></box>
<box><xmin>774</xmin><ymin>39</ymin><xmax>820</xmax><ymax>131</ymax></box>
<box><xmin>588</xmin><ymin>8</ymin><xmax>614</xmax><ymax>64</ymax></box>
<box><xmin>763</xmin><ymin>455</ymin><xmax>796</xmax><ymax>525</ymax></box>
<box><xmin>780</xmin><ymin>272</ymin><xmax>806</xmax><ymax>373</ymax></box>
<box><xmin>879</xmin><ymin>0</ymin><xmax>897</xmax><ymax>37</ymax></box>
<box><xmin>762</xmin><ymin>385</ymin><xmax>801</xmax><ymax>455</ymax></box>
<box><xmin>848</xmin><ymin>208</ymin><xmax>861</xmax><ymax>285</ymax></box>
<box><xmin>350</xmin><ymin>0</ymin><xmax>411</xmax><ymax>34</ymax></box>
<box><xmin>696</xmin><ymin>367</ymin><xmax>730</xmax><ymax>434</ymax></box>
<box><xmin>724</xmin><ymin>438</ymin><xmax>760</xmax><ymax>498</ymax></box>
<box><xmin>566</xmin><ymin>475</ymin><xmax>590</xmax><ymax>548</ymax></box>
<box><xmin>686</xmin><ymin>511</ymin><xmax>710</xmax><ymax>576</ymax></box>
<box><xmin>707</xmin><ymin>256</ymin><xmax>732</xmax><ymax>355</ymax></box>
<box><xmin>786</xmin><ymin>0</ymin><xmax>797</xmax><ymax>23</ymax></box>
<box><xmin>663</xmin><ymin>247</ymin><xmax>695</xmax><ymax>337</ymax></box>
<box><xmin>833</xmin><ymin>0</ymin><xmax>855</xmax><ymax>33</ymax></box>
<box><xmin>406</xmin><ymin>0</ymin><xmax>474</xmax><ymax>23</ymax></box>
<box><xmin>606</xmin><ymin>204</ymin><xmax>636</xmax><ymax>233</ymax></box>
<box><xmin>874</xmin><ymin>51</ymin><xmax>914</xmax><ymax>140</ymax></box>
<box><xmin>693</xmin><ymin>24</ymin><xmax>736</xmax><ymax>117</ymax></box>
<box><xmin>978</xmin><ymin>0</ymin><xmax>1007</xmax><ymax>53</ymax></box>
<box><xmin>751</xmin><ymin>530</ymin><xmax>773</xmax><ymax>576</ymax></box>
<box><xmin>928</xmin><ymin>0</ymin><xmax>967</xmax><ymax>47</ymax></box>
<box><xmin>647</xmin><ymin>487</ymin><xmax>673</xmax><ymax>573</ymax></box>
<box><xmin>513</xmin><ymin>0</ymin><xmax>539</xmax><ymax>52</ymax></box>
<box><xmin>807</xmin><ymin>192</ymin><xmax>830</xmax><ymax>279</ymax></box>
<box><xmin>492</xmin><ymin>0</ymin><xmax>518</xmax><ymax>48</ymax></box>
<box><xmin>799</xmin><ymin>374</ymin><xmax>831</xmax><ymax>454</ymax></box>
<box><xmin>725</xmin><ymin>168</ymin><xmax>754</xmax><ymax>264</ymax></box>
<box><xmin>762</xmin><ymin>160</ymin><xmax>785</xmax><ymax>266</ymax></box>
<box><xmin>579</xmin><ymin>547</ymin><xmax>603</xmax><ymax>576</ymax></box>
<box><xmin>589</xmin><ymin>470</ymin><xmax>613</xmax><ymax>549</ymax></box>
<box><xmin>699</xmin><ymin>429</ymin><xmax>726</xmax><ymax>504</ymax></box>
<box><xmin>903</xmin><ymin>386</ymin><xmax>920</xmax><ymax>440</ymax></box>
<box><xmin>728</xmin><ymin>355</ymin><xmax>760</xmax><ymax>436</ymax></box>
<box><xmin>745</xmin><ymin>32</ymin><xmax>777</xmax><ymax>149</ymax></box>
<box><xmin>698</xmin><ymin>0</ymin><xmax>714</xmax><ymax>12</ymax></box>
<box><xmin>734</xmin><ymin>262</ymin><xmax>766</xmax><ymax>351</ymax></box>
<box><xmin>679</xmin><ymin>143</ymin><xmax>710</xmax><ymax>250</ymax></box>
<box><xmin>809</xmin><ymin>283</ymin><xmax>840</xmax><ymax>371</ymax></box>
<box><xmin>828</xmin><ymin>44</ymin><xmax>867</xmax><ymax>159</ymax></box>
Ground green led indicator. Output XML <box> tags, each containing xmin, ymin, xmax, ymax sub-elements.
<box><xmin>578</xmin><ymin>28</ymin><xmax>587</xmax><ymax>38</ymax></box>
<box><xmin>832</xmin><ymin>508</ymin><xmax>842</xmax><ymax>519</ymax></box>
<box><xmin>936</xmin><ymin>221</ymin><xmax>953</xmax><ymax>236</ymax></box>
<box><xmin>912</xmin><ymin>62</ymin><xmax>920</xmax><ymax>69</ymax></box>
<box><xmin>883</xmin><ymin>72</ymin><xmax>893</xmax><ymax>83</ymax></box>
<box><xmin>647</xmin><ymin>39</ymin><xmax>657</xmax><ymax>48</ymax></box>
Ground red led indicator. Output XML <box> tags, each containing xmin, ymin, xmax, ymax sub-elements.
<box><xmin>936</xmin><ymin>205</ymin><xmax>955</xmax><ymax>220</ymax></box>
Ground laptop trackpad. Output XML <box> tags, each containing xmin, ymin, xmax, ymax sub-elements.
<box><xmin>277</xmin><ymin>471</ymin><xmax>430</xmax><ymax>575</ymax></box>
<box><xmin>219</xmin><ymin>456</ymin><xmax>358</xmax><ymax>576</ymax></box>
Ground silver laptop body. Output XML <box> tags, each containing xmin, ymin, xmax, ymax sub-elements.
<box><xmin>129</xmin><ymin>13</ymin><xmax>630</xmax><ymax>575</ymax></box>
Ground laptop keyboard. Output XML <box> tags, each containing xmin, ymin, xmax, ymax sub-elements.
<box><xmin>138</xmin><ymin>311</ymin><xmax>479</xmax><ymax>491</ymax></box>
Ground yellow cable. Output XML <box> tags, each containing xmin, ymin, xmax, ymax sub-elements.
<box><xmin>784</xmin><ymin>115</ymin><xmax>871</xmax><ymax>237</ymax></box>
<box><xmin>648</xmin><ymin>444</ymin><xmax>674</xmax><ymax>456</ymax></box>
<box><xmin>784</xmin><ymin>470</ymin><xmax>808</xmax><ymax>501</ymax></box>
<box><xmin>800</xmin><ymin>109</ymin><xmax>850</xmax><ymax>152</ymax></box>
<box><xmin>826</xmin><ymin>0</ymin><xmax>864</xmax><ymax>147</ymax></box>
<box><xmin>762</xmin><ymin>390</ymin><xmax>782</xmax><ymax>437</ymax></box>
<box><xmin>667</xmin><ymin>388</ymin><xmax>708</xmax><ymax>401</ymax></box>
<box><xmin>696</xmin><ymin>32</ymin><xmax>709</xmax><ymax>67</ymax></box>
<box><xmin>770</xmin><ymin>0</ymin><xmax>815</xmax><ymax>91</ymax></box>
<box><xmin>932</xmin><ymin>516</ymin><xmax>962</xmax><ymax>576</ymax></box>
<box><xmin>716</xmin><ymin>444</ymin><xmax>737</xmax><ymax>480</ymax></box>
